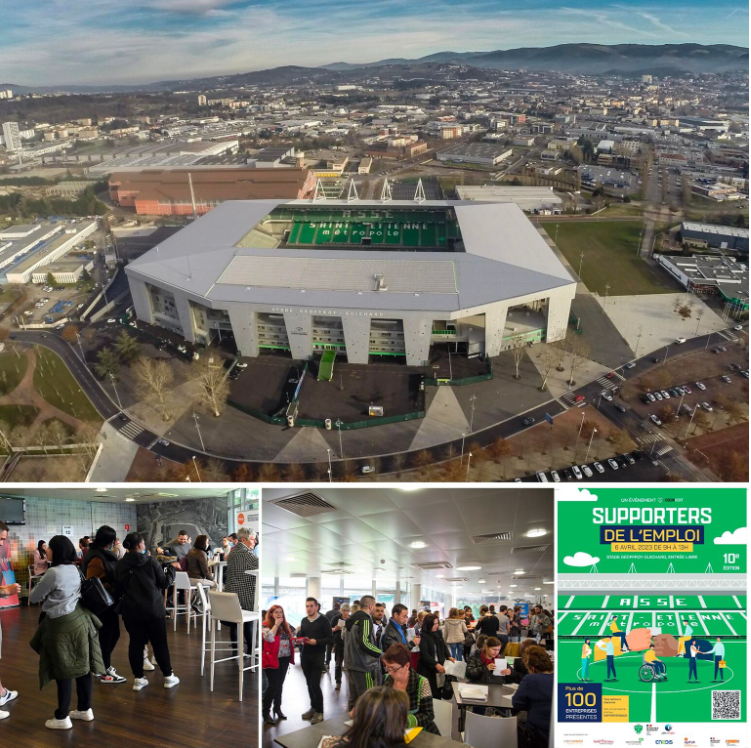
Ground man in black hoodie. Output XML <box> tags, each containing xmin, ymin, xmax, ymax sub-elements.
<box><xmin>298</xmin><ymin>597</ymin><xmax>333</xmax><ymax>724</ymax></box>
<box><xmin>343</xmin><ymin>594</ymin><xmax>383</xmax><ymax>710</ymax></box>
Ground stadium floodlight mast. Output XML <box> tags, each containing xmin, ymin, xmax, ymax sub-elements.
<box><xmin>414</xmin><ymin>178</ymin><xmax>426</xmax><ymax>204</ymax></box>
<box><xmin>380</xmin><ymin>178</ymin><xmax>393</xmax><ymax>202</ymax></box>
<box><xmin>346</xmin><ymin>179</ymin><xmax>359</xmax><ymax>203</ymax></box>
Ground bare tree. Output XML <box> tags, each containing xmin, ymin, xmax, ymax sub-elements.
<box><xmin>391</xmin><ymin>452</ymin><xmax>405</xmax><ymax>477</ymax></box>
<box><xmin>487</xmin><ymin>436</ymin><xmax>512</xmax><ymax>463</ymax></box>
<box><xmin>608</xmin><ymin>428</ymin><xmax>636</xmax><ymax>454</ymax></box>
<box><xmin>192</xmin><ymin>359</ymin><xmax>230</xmax><ymax>417</ymax></box>
<box><xmin>73</xmin><ymin>423</ymin><xmax>102</xmax><ymax>476</ymax></box>
<box><xmin>203</xmin><ymin>457</ymin><xmax>229</xmax><ymax>481</ymax></box>
<box><xmin>567</xmin><ymin>336</ymin><xmax>590</xmax><ymax>386</ymax></box>
<box><xmin>284</xmin><ymin>463</ymin><xmax>306</xmax><ymax>482</ymax></box>
<box><xmin>510</xmin><ymin>340</ymin><xmax>527</xmax><ymax>379</ymax></box>
<box><xmin>134</xmin><ymin>358</ymin><xmax>174</xmax><ymax>421</ymax></box>
<box><xmin>538</xmin><ymin>345</ymin><xmax>559</xmax><ymax>392</ymax></box>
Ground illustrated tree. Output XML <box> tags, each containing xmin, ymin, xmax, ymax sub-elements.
<box><xmin>411</xmin><ymin>449</ymin><xmax>433</xmax><ymax>472</ymax></box>
<box><xmin>95</xmin><ymin>347</ymin><xmax>120</xmax><ymax>381</ymax></box>
<box><xmin>202</xmin><ymin>458</ymin><xmax>229</xmax><ymax>481</ymax></box>
<box><xmin>258</xmin><ymin>463</ymin><xmax>282</xmax><ymax>481</ymax></box>
<box><xmin>114</xmin><ymin>330</ymin><xmax>141</xmax><ymax>365</ymax></box>
<box><xmin>442</xmin><ymin>459</ymin><xmax>465</xmax><ymax>482</ymax></box>
<box><xmin>134</xmin><ymin>358</ymin><xmax>174</xmax><ymax>421</ymax></box>
<box><xmin>192</xmin><ymin>358</ymin><xmax>230</xmax><ymax>417</ymax></box>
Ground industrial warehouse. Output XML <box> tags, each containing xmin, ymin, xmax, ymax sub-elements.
<box><xmin>124</xmin><ymin>196</ymin><xmax>576</xmax><ymax>366</ymax></box>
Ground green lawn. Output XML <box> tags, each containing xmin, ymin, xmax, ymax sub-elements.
<box><xmin>0</xmin><ymin>404</ymin><xmax>39</xmax><ymax>428</ymax></box>
<box><xmin>543</xmin><ymin>221</ymin><xmax>677</xmax><ymax>296</ymax></box>
<box><xmin>32</xmin><ymin>347</ymin><xmax>101</xmax><ymax>423</ymax></box>
<box><xmin>0</xmin><ymin>350</ymin><xmax>28</xmax><ymax>396</ymax></box>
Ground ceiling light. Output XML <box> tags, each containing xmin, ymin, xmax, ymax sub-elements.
<box><xmin>514</xmin><ymin>570</ymin><xmax>524</xmax><ymax>574</ymax></box>
<box><xmin>400</xmin><ymin>487</ymin><xmax>422</xmax><ymax>492</ymax></box>
<box><xmin>95</xmin><ymin>487</ymin><xmax>107</xmax><ymax>493</ymax></box>
<box><xmin>477</xmin><ymin>579</ymin><xmax>486</xmax><ymax>584</ymax></box>
<box><xmin>286</xmin><ymin>556</ymin><xmax>296</xmax><ymax>561</ymax></box>
<box><xmin>410</xmin><ymin>541</ymin><xmax>427</xmax><ymax>549</ymax></box>
<box><xmin>525</xmin><ymin>528</ymin><xmax>547</xmax><ymax>538</ymax></box>
<box><xmin>510</xmin><ymin>584</ymin><xmax>518</xmax><ymax>588</ymax></box>
<box><xmin>534</xmin><ymin>587</ymin><xmax>541</xmax><ymax>591</ymax></box>
<box><xmin>457</xmin><ymin>565</ymin><xmax>482</xmax><ymax>571</ymax></box>
<box><xmin>544</xmin><ymin>581</ymin><xmax>555</xmax><ymax>585</ymax></box>
<box><xmin>125</xmin><ymin>498</ymin><xmax>135</xmax><ymax>502</ymax></box>
<box><xmin>436</xmin><ymin>574</ymin><xmax>444</xmax><ymax>578</ymax></box>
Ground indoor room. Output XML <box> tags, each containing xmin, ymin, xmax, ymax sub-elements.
<box><xmin>0</xmin><ymin>486</ymin><xmax>259</xmax><ymax>747</ymax></box>
<box><xmin>261</xmin><ymin>486</ymin><xmax>555</xmax><ymax>748</ymax></box>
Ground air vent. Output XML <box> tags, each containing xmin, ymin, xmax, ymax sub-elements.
<box><xmin>512</xmin><ymin>574</ymin><xmax>541</xmax><ymax>580</ymax></box>
<box><xmin>512</xmin><ymin>544</ymin><xmax>550</xmax><ymax>554</ymax></box>
<box><xmin>415</xmin><ymin>561</ymin><xmax>454</xmax><ymax>570</ymax></box>
<box><xmin>269</xmin><ymin>492</ymin><xmax>338</xmax><ymax>517</ymax></box>
<box><xmin>444</xmin><ymin>576</ymin><xmax>469</xmax><ymax>583</ymax></box>
<box><xmin>290</xmin><ymin>573</ymin><xmax>308</xmax><ymax>578</ymax></box>
<box><xmin>321</xmin><ymin>568</ymin><xmax>354</xmax><ymax>575</ymax></box>
<box><xmin>470</xmin><ymin>531</ymin><xmax>512</xmax><ymax>545</ymax></box>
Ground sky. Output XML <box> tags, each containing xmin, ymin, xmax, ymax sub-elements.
<box><xmin>1</xmin><ymin>0</ymin><xmax>748</xmax><ymax>87</ymax></box>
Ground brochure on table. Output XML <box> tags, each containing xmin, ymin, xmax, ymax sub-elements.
<box><xmin>556</xmin><ymin>487</ymin><xmax>747</xmax><ymax>746</ymax></box>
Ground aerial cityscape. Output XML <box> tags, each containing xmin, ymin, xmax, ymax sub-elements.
<box><xmin>0</xmin><ymin>2</ymin><xmax>747</xmax><ymax>483</ymax></box>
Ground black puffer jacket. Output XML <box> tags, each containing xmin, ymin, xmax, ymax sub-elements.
<box><xmin>115</xmin><ymin>552</ymin><xmax>171</xmax><ymax>623</ymax></box>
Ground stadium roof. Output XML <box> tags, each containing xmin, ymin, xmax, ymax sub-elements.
<box><xmin>126</xmin><ymin>199</ymin><xmax>575</xmax><ymax>313</ymax></box>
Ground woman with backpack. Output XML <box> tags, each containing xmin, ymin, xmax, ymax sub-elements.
<box><xmin>82</xmin><ymin>525</ymin><xmax>126</xmax><ymax>685</ymax></box>
<box><xmin>29</xmin><ymin>535</ymin><xmax>104</xmax><ymax>730</ymax></box>
<box><xmin>115</xmin><ymin>532</ymin><xmax>179</xmax><ymax>691</ymax></box>
<box><xmin>442</xmin><ymin>608</ymin><xmax>470</xmax><ymax>661</ymax></box>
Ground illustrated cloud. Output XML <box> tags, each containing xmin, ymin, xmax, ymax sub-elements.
<box><xmin>564</xmin><ymin>551</ymin><xmax>601</xmax><ymax>567</ymax></box>
<box><xmin>713</xmin><ymin>527</ymin><xmax>747</xmax><ymax>545</ymax></box>
<box><xmin>558</xmin><ymin>488</ymin><xmax>598</xmax><ymax>502</ymax></box>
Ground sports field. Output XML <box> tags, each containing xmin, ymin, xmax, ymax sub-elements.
<box><xmin>543</xmin><ymin>221</ymin><xmax>678</xmax><ymax>296</ymax></box>
<box><xmin>558</xmin><ymin>593</ymin><xmax>747</xmax><ymax>723</ymax></box>
<box><xmin>269</xmin><ymin>208</ymin><xmax>461</xmax><ymax>250</ymax></box>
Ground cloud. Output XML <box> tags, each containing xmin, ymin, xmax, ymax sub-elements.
<box><xmin>558</xmin><ymin>488</ymin><xmax>599</xmax><ymax>502</ymax></box>
<box><xmin>564</xmin><ymin>551</ymin><xmax>601</xmax><ymax>567</ymax></box>
<box><xmin>713</xmin><ymin>527</ymin><xmax>747</xmax><ymax>545</ymax></box>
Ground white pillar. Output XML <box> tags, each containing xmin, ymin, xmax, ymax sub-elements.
<box><xmin>227</xmin><ymin>305</ymin><xmax>259</xmax><ymax>357</ymax></box>
<box><xmin>403</xmin><ymin>318</ymin><xmax>431</xmax><ymax>366</ymax></box>
<box><xmin>307</xmin><ymin>576</ymin><xmax>321</xmax><ymax>601</ymax></box>
<box><xmin>394</xmin><ymin>582</ymin><xmax>401</xmax><ymax>605</ymax></box>
<box><xmin>484</xmin><ymin>305</ymin><xmax>509</xmax><ymax>357</ymax></box>
<box><xmin>372</xmin><ymin>579</ymin><xmax>378</xmax><ymax>598</ymax></box>
<box><xmin>410</xmin><ymin>584</ymin><xmax>422</xmax><ymax>612</ymax></box>
<box><xmin>283</xmin><ymin>311</ymin><xmax>313</xmax><ymax>360</ymax></box>
<box><xmin>545</xmin><ymin>288</ymin><xmax>575</xmax><ymax>343</ymax></box>
<box><xmin>128</xmin><ymin>276</ymin><xmax>155</xmax><ymax>326</ymax></box>
<box><xmin>341</xmin><ymin>316</ymin><xmax>371</xmax><ymax>364</ymax></box>
<box><xmin>173</xmin><ymin>293</ymin><xmax>196</xmax><ymax>344</ymax></box>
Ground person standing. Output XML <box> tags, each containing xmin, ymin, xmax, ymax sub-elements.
<box><xmin>580</xmin><ymin>638</ymin><xmax>592</xmax><ymax>682</ymax></box>
<box><xmin>709</xmin><ymin>637</ymin><xmax>725</xmax><ymax>683</ymax></box>
<box><xmin>381</xmin><ymin>604</ymin><xmax>411</xmax><ymax>653</ymax></box>
<box><xmin>442</xmin><ymin>608</ymin><xmax>469</xmax><ymax>661</ymax></box>
<box><xmin>417</xmin><ymin>614</ymin><xmax>453</xmax><ymax>699</ymax></box>
<box><xmin>298</xmin><ymin>597</ymin><xmax>333</xmax><ymax>724</ymax></box>
<box><xmin>33</xmin><ymin>540</ymin><xmax>48</xmax><ymax>577</ymax></box>
<box><xmin>115</xmin><ymin>532</ymin><xmax>179</xmax><ymax>691</ymax></box>
<box><xmin>678</xmin><ymin>619</ymin><xmax>693</xmax><ymax>656</ymax></box>
<box><xmin>607</xmin><ymin>615</ymin><xmax>629</xmax><ymax>652</ymax></box>
<box><xmin>332</xmin><ymin>604</ymin><xmax>350</xmax><ymax>690</ymax></box>
<box><xmin>344</xmin><ymin>594</ymin><xmax>384</xmax><ymax>710</ymax></box>
<box><xmin>508</xmin><ymin>608</ymin><xmax>521</xmax><ymax>644</ymax></box>
<box><xmin>596</xmin><ymin>637</ymin><xmax>617</xmax><ymax>682</ymax></box>
<box><xmin>0</xmin><ymin>520</ymin><xmax>21</xmax><ymax>720</ymax></box>
<box><xmin>82</xmin><ymin>525</ymin><xmax>126</xmax><ymax>684</ymax></box>
<box><xmin>29</xmin><ymin>535</ymin><xmax>104</xmax><ymax>730</ymax></box>
<box><xmin>323</xmin><ymin>601</ymin><xmax>340</xmax><ymax>670</ymax></box>
<box><xmin>496</xmin><ymin>605</ymin><xmax>510</xmax><ymax>655</ymax></box>
<box><xmin>475</xmin><ymin>606</ymin><xmax>500</xmax><ymax>639</ymax></box>
<box><xmin>373</xmin><ymin>603</ymin><xmax>388</xmax><ymax>649</ymax></box>
<box><xmin>223</xmin><ymin>528</ymin><xmax>258</xmax><ymax>656</ymax></box>
<box><xmin>262</xmin><ymin>605</ymin><xmax>295</xmax><ymax>725</ymax></box>
<box><xmin>688</xmin><ymin>640</ymin><xmax>699</xmax><ymax>682</ymax></box>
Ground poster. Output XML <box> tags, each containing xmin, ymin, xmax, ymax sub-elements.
<box><xmin>556</xmin><ymin>487</ymin><xmax>747</xmax><ymax>746</ymax></box>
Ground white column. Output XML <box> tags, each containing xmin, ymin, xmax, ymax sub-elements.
<box><xmin>283</xmin><ymin>311</ymin><xmax>313</xmax><ymax>360</ymax></box>
<box><xmin>307</xmin><ymin>576</ymin><xmax>321</xmax><ymax>601</ymax></box>
<box><xmin>410</xmin><ymin>584</ymin><xmax>422</xmax><ymax>612</ymax></box>
<box><xmin>128</xmin><ymin>277</ymin><xmax>154</xmax><ymax>325</ymax></box>
<box><xmin>226</xmin><ymin>305</ymin><xmax>259</xmax><ymax>357</ymax></box>
<box><xmin>545</xmin><ymin>287</ymin><xmax>575</xmax><ymax>343</ymax></box>
<box><xmin>403</xmin><ymin>317</ymin><xmax>431</xmax><ymax>366</ymax></box>
<box><xmin>484</xmin><ymin>305</ymin><xmax>509</xmax><ymax>356</ymax></box>
<box><xmin>173</xmin><ymin>293</ymin><xmax>196</xmax><ymax>344</ymax></box>
<box><xmin>394</xmin><ymin>582</ymin><xmax>401</xmax><ymax>605</ymax></box>
<box><xmin>341</xmin><ymin>316</ymin><xmax>371</xmax><ymax>364</ymax></box>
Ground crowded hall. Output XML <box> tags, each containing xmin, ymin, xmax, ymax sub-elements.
<box><xmin>0</xmin><ymin>486</ymin><xmax>259</xmax><ymax>747</ymax></box>
<box><xmin>262</xmin><ymin>487</ymin><xmax>555</xmax><ymax>748</ymax></box>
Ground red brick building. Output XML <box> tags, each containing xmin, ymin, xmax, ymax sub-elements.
<box><xmin>109</xmin><ymin>168</ymin><xmax>316</xmax><ymax>216</ymax></box>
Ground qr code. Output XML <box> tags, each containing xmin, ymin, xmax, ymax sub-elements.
<box><xmin>712</xmin><ymin>690</ymin><xmax>741</xmax><ymax>720</ymax></box>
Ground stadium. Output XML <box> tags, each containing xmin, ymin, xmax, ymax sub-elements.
<box><xmin>125</xmin><ymin>196</ymin><xmax>576</xmax><ymax>366</ymax></box>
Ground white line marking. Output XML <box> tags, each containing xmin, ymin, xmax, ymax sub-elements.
<box><xmin>719</xmin><ymin>612</ymin><xmax>737</xmax><ymax>637</ymax></box>
<box><xmin>602</xmin><ymin>595</ymin><xmax>609</xmax><ymax>609</ymax></box>
<box><xmin>564</xmin><ymin>596</ymin><xmax>574</xmax><ymax>609</ymax></box>
<box><xmin>571</xmin><ymin>613</ymin><xmax>590</xmax><ymax>636</ymax></box>
<box><xmin>651</xmin><ymin>682</ymin><xmax>657</xmax><ymax>723</ymax></box>
<box><xmin>698</xmin><ymin>595</ymin><xmax>707</xmax><ymax>609</ymax></box>
<box><xmin>732</xmin><ymin>595</ymin><xmax>742</xmax><ymax>610</ymax></box>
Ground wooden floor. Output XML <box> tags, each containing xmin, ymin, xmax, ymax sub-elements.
<box><xmin>0</xmin><ymin>603</ymin><xmax>258</xmax><ymax>748</ymax></box>
<box><xmin>262</xmin><ymin>660</ymin><xmax>463</xmax><ymax>748</ymax></box>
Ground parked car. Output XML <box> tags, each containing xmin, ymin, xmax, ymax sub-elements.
<box><xmin>660</xmin><ymin>390</ymin><xmax>671</xmax><ymax>400</ymax></box>
<box><xmin>535</xmin><ymin>471</ymin><xmax>548</xmax><ymax>483</ymax></box>
<box><xmin>601</xmin><ymin>391</ymin><xmax>613</xmax><ymax>402</ymax></box>
<box><xmin>607</xmin><ymin>458</ymin><xmax>619</xmax><ymax>470</ymax></box>
<box><xmin>623</xmin><ymin>453</ymin><xmax>636</xmax><ymax>465</ymax></box>
<box><xmin>669</xmin><ymin>388</ymin><xmax>681</xmax><ymax>398</ymax></box>
<box><xmin>572</xmin><ymin>465</ymin><xmax>583</xmax><ymax>480</ymax></box>
<box><xmin>550</xmin><ymin>470</ymin><xmax>561</xmax><ymax>483</ymax></box>
<box><xmin>593</xmin><ymin>461</ymin><xmax>605</xmax><ymax>474</ymax></box>
<box><xmin>235</xmin><ymin>362</ymin><xmax>249</xmax><ymax>369</ymax></box>
<box><xmin>361</xmin><ymin>465</ymin><xmax>375</xmax><ymax>475</ymax></box>
<box><xmin>701</xmin><ymin>402</ymin><xmax>713</xmax><ymax>412</ymax></box>
<box><xmin>614</xmin><ymin>403</ymin><xmax>627</xmax><ymax>413</ymax></box>
<box><xmin>675</xmin><ymin>337</ymin><xmax>686</xmax><ymax>344</ymax></box>
<box><xmin>682</xmin><ymin>385</ymin><xmax>692</xmax><ymax>394</ymax></box>
<box><xmin>721</xmin><ymin>375</ymin><xmax>732</xmax><ymax>383</ymax></box>
<box><xmin>562</xmin><ymin>468</ymin><xmax>574</xmax><ymax>481</ymax></box>
<box><xmin>654</xmin><ymin>391</ymin><xmax>663</xmax><ymax>401</ymax></box>
<box><xmin>696</xmin><ymin>381</ymin><xmax>706</xmax><ymax>391</ymax></box>
<box><xmin>157</xmin><ymin>438</ymin><xmax>170</xmax><ymax>447</ymax></box>
<box><xmin>649</xmin><ymin>414</ymin><xmax>663</xmax><ymax>426</ymax></box>
<box><xmin>581</xmin><ymin>464</ymin><xmax>593</xmax><ymax>478</ymax></box>
<box><xmin>646</xmin><ymin>392</ymin><xmax>656</xmax><ymax>403</ymax></box>
<box><xmin>624</xmin><ymin>362</ymin><xmax>636</xmax><ymax>370</ymax></box>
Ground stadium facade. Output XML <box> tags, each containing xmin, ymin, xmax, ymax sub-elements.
<box><xmin>125</xmin><ymin>199</ymin><xmax>576</xmax><ymax>365</ymax></box>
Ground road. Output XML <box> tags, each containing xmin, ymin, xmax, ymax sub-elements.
<box><xmin>10</xmin><ymin>323</ymin><xmax>745</xmax><ymax>482</ymax></box>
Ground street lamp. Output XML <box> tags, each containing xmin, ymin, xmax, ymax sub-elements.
<box><xmin>573</xmin><ymin>411</ymin><xmax>586</xmax><ymax>461</ymax></box>
<box><xmin>469</xmin><ymin>394</ymin><xmax>477</xmax><ymax>433</ymax></box>
<box><xmin>75</xmin><ymin>331</ymin><xmax>85</xmax><ymax>364</ymax></box>
<box><xmin>584</xmin><ymin>428</ymin><xmax>597</xmax><ymax>463</ymax></box>
<box><xmin>578</xmin><ymin>251</ymin><xmax>584</xmax><ymax>280</ymax></box>
<box><xmin>460</xmin><ymin>431</ymin><xmax>466</xmax><ymax>465</ymax></box>
<box><xmin>109</xmin><ymin>372</ymin><xmax>123</xmax><ymax>410</ymax></box>
<box><xmin>326</xmin><ymin>448</ymin><xmax>333</xmax><ymax>483</ymax></box>
<box><xmin>192</xmin><ymin>412</ymin><xmax>206</xmax><ymax>452</ymax></box>
<box><xmin>335</xmin><ymin>418</ymin><xmax>343</xmax><ymax>459</ymax></box>
<box><xmin>191</xmin><ymin>455</ymin><xmax>202</xmax><ymax>482</ymax></box>
<box><xmin>466</xmin><ymin>451</ymin><xmax>473</xmax><ymax>482</ymax></box>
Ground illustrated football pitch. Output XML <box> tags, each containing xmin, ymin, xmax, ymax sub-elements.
<box><xmin>558</xmin><ymin>640</ymin><xmax>747</xmax><ymax>723</ymax></box>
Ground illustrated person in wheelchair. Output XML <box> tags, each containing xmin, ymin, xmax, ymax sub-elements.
<box><xmin>639</xmin><ymin>644</ymin><xmax>667</xmax><ymax>682</ymax></box>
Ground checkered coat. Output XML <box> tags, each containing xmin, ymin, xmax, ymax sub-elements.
<box><xmin>224</xmin><ymin>543</ymin><xmax>258</xmax><ymax>611</ymax></box>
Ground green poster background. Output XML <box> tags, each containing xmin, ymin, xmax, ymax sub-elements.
<box><xmin>558</xmin><ymin>488</ymin><xmax>747</xmax><ymax>575</ymax></box>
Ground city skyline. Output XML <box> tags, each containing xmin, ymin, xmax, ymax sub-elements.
<box><xmin>1</xmin><ymin>0</ymin><xmax>748</xmax><ymax>87</ymax></box>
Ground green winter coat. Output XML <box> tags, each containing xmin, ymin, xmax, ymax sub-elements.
<box><xmin>29</xmin><ymin>604</ymin><xmax>105</xmax><ymax>690</ymax></box>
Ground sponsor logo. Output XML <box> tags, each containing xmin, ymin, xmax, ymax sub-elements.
<box><xmin>593</xmin><ymin>741</ymin><xmax>614</xmax><ymax>745</ymax></box>
<box><xmin>634</xmin><ymin>726</ymin><xmax>644</xmax><ymax>735</ymax></box>
<box><xmin>709</xmin><ymin>739</ymin><xmax>721</xmax><ymax>746</ymax></box>
<box><xmin>654</xmin><ymin>741</ymin><xmax>673</xmax><ymax>745</ymax></box>
<box><xmin>625</xmin><ymin>740</ymin><xmax>645</xmax><ymax>746</ymax></box>
<box><xmin>682</xmin><ymin>740</ymin><xmax>696</xmax><ymax>746</ymax></box>
<box><xmin>725</xmin><ymin>741</ymin><xmax>740</xmax><ymax>746</ymax></box>
<box><xmin>646</xmin><ymin>725</ymin><xmax>660</xmax><ymax>735</ymax></box>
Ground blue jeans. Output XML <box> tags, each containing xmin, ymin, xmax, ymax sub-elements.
<box><xmin>497</xmin><ymin>635</ymin><xmax>509</xmax><ymax>655</ymax></box>
<box><xmin>449</xmin><ymin>642</ymin><xmax>463</xmax><ymax>661</ymax></box>
<box><xmin>688</xmin><ymin>657</ymin><xmax>698</xmax><ymax>680</ymax></box>
<box><xmin>649</xmin><ymin>660</ymin><xmax>665</xmax><ymax>675</ymax></box>
<box><xmin>606</xmin><ymin>655</ymin><xmax>617</xmax><ymax>680</ymax></box>
<box><xmin>714</xmin><ymin>656</ymin><xmax>724</xmax><ymax>681</ymax></box>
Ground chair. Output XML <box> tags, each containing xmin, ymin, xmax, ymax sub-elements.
<box><xmin>208</xmin><ymin>591</ymin><xmax>261</xmax><ymax>702</ymax></box>
<box><xmin>27</xmin><ymin>565</ymin><xmax>43</xmax><ymax>599</ymax></box>
<box><xmin>463</xmin><ymin>711</ymin><xmax>518</xmax><ymax>748</ymax></box>
<box><xmin>432</xmin><ymin>698</ymin><xmax>453</xmax><ymax>739</ymax></box>
<box><xmin>172</xmin><ymin>571</ymin><xmax>201</xmax><ymax>633</ymax></box>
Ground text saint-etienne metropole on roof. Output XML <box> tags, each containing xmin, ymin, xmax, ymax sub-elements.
<box><xmin>125</xmin><ymin>199</ymin><xmax>576</xmax><ymax>313</ymax></box>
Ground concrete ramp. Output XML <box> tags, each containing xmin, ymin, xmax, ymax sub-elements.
<box><xmin>273</xmin><ymin>426</ymin><xmax>333</xmax><ymax>463</ymax></box>
<box><xmin>408</xmin><ymin>386</ymin><xmax>470</xmax><ymax>451</ymax></box>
